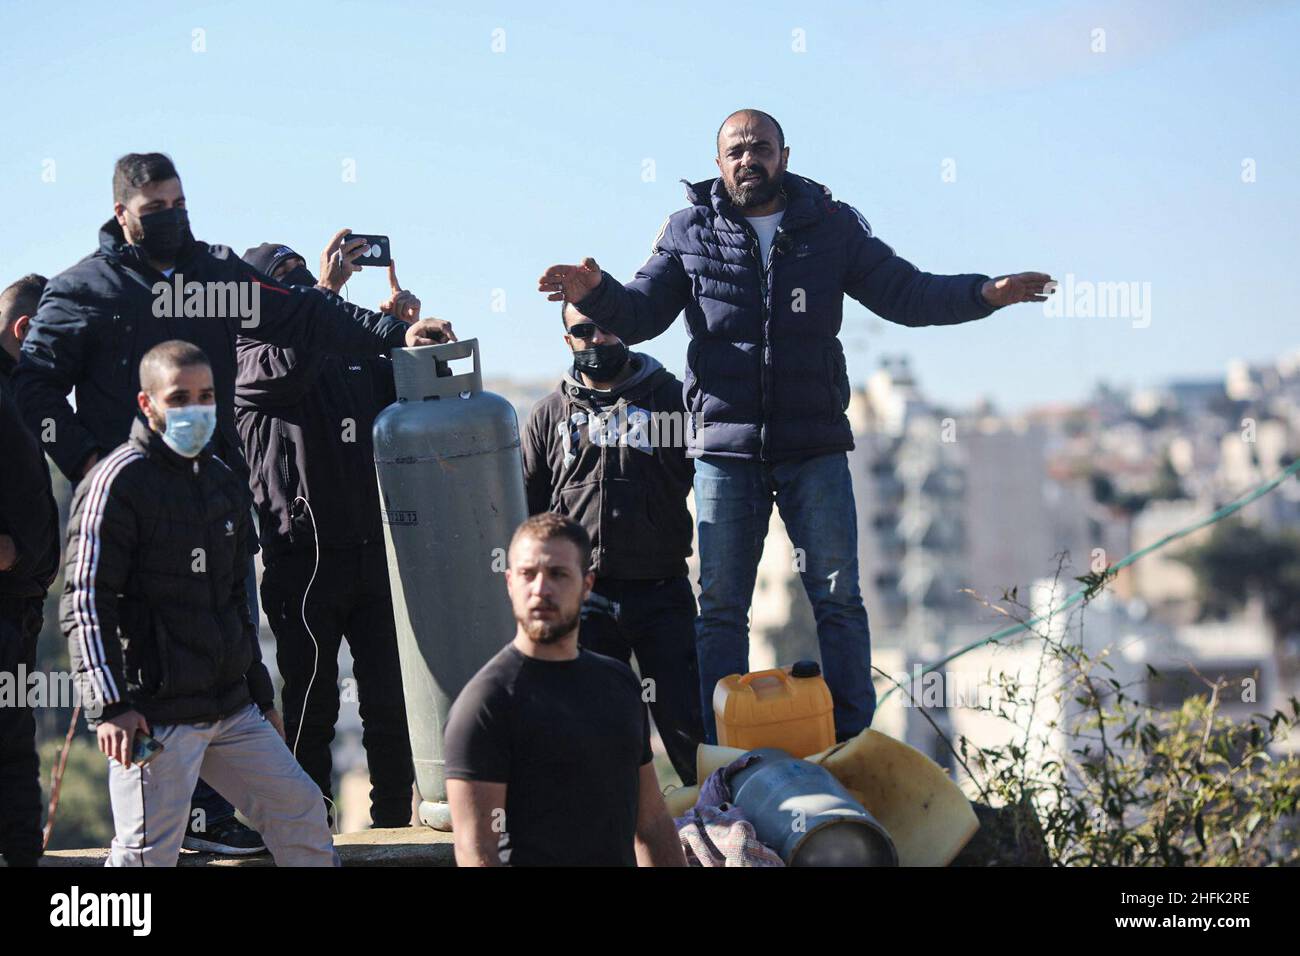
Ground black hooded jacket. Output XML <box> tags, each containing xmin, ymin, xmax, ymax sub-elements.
<box><xmin>522</xmin><ymin>353</ymin><xmax>694</xmax><ymax>580</ymax></box>
<box><xmin>233</xmin><ymin>244</ymin><xmax>407</xmax><ymax>556</ymax></box>
<box><xmin>234</xmin><ymin>325</ymin><xmax>397</xmax><ymax>557</ymax></box>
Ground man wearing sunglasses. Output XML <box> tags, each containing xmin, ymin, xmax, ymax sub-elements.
<box><xmin>539</xmin><ymin>109</ymin><xmax>1053</xmax><ymax>744</ymax></box>
<box><xmin>520</xmin><ymin>304</ymin><xmax>703</xmax><ymax>785</ymax></box>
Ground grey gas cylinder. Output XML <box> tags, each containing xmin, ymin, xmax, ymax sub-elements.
<box><xmin>730</xmin><ymin>748</ymin><xmax>899</xmax><ymax>866</ymax></box>
<box><xmin>373</xmin><ymin>338</ymin><xmax>528</xmax><ymax>830</ymax></box>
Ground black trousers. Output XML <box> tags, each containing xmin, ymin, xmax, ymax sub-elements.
<box><xmin>578</xmin><ymin>576</ymin><xmax>704</xmax><ymax>786</ymax></box>
<box><xmin>260</xmin><ymin>542</ymin><xmax>414</xmax><ymax>828</ymax></box>
<box><xmin>0</xmin><ymin>595</ymin><xmax>43</xmax><ymax>864</ymax></box>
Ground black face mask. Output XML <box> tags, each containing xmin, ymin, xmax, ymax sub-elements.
<box><xmin>279</xmin><ymin>263</ymin><xmax>317</xmax><ymax>288</ymax></box>
<box><xmin>573</xmin><ymin>342</ymin><xmax>629</xmax><ymax>382</ymax></box>
<box><xmin>134</xmin><ymin>207</ymin><xmax>191</xmax><ymax>262</ymax></box>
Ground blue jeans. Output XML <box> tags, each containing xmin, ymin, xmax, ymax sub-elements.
<box><xmin>694</xmin><ymin>452</ymin><xmax>876</xmax><ymax>743</ymax></box>
<box><xmin>188</xmin><ymin>555</ymin><xmax>262</xmax><ymax>828</ymax></box>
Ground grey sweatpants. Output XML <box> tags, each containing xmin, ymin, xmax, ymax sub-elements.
<box><xmin>106</xmin><ymin>702</ymin><xmax>339</xmax><ymax>867</ymax></box>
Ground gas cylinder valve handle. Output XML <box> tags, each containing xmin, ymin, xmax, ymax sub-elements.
<box><xmin>392</xmin><ymin>337</ymin><xmax>483</xmax><ymax>402</ymax></box>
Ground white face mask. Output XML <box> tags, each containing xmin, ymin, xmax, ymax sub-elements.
<box><xmin>153</xmin><ymin>402</ymin><xmax>217</xmax><ymax>458</ymax></box>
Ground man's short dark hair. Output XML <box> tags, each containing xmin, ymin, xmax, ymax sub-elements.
<box><xmin>716</xmin><ymin>109</ymin><xmax>785</xmax><ymax>154</ymax></box>
<box><xmin>113</xmin><ymin>152</ymin><xmax>180</xmax><ymax>205</ymax></box>
<box><xmin>0</xmin><ymin>273</ymin><xmax>48</xmax><ymax>330</ymax></box>
<box><xmin>138</xmin><ymin>339</ymin><xmax>211</xmax><ymax>393</ymax></box>
<box><xmin>509</xmin><ymin>513</ymin><xmax>592</xmax><ymax>573</ymax></box>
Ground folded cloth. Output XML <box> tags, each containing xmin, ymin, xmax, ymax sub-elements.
<box><xmin>676</xmin><ymin>804</ymin><xmax>784</xmax><ymax>867</ymax></box>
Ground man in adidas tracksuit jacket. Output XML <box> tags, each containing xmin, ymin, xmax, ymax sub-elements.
<box><xmin>62</xmin><ymin>340</ymin><xmax>336</xmax><ymax>866</ymax></box>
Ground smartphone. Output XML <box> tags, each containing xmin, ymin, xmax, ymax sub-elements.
<box><xmin>342</xmin><ymin>233</ymin><xmax>391</xmax><ymax>267</ymax></box>
<box><xmin>131</xmin><ymin>730</ymin><xmax>165</xmax><ymax>767</ymax></box>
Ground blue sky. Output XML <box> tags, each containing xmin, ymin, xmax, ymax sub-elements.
<box><xmin>2</xmin><ymin>0</ymin><xmax>1297</xmax><ymax>412</ymax></box>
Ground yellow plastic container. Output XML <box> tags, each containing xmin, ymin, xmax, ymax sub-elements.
<box><xmin>713</xmin><ymin>661</ymin><xmax>835</xmax><ymax>758</ymax></box>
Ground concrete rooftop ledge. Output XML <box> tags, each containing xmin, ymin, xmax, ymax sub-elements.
<box><xmin>37</xmin><ymin>826</ymin><xmax>457</xmax><ymax>867</ymax></box>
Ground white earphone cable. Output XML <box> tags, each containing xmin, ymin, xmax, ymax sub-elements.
<box><xmin>290</xmin><ymin>495</ymin><xmax>339</xmax><ymax>833</ymax></box>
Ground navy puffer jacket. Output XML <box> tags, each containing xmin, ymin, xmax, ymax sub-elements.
<box><xmin>572</xmin><ymin>173</ymin><xmax>996</xmax><ymax>461</ymax></box>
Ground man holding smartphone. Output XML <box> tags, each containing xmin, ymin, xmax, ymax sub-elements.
<box><xmin>234</xmin><ymin>237</ymin><xmax>423</xmax><ymax>828</ymax></box>
<box><xmin>63</xmin><ymin>340</ymin><xmax>337</xmax><ymax>866</ymax></box>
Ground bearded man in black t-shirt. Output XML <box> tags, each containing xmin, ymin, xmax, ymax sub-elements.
<box><xmin>444</xmin><ymin>514</ymin><xmax>686</xmax><ymax>867</ymax></box>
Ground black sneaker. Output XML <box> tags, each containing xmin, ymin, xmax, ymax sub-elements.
<box><xmin>182</xmin><ymin>816</ymin><xmax>268</xmax><ymax>856</ymax></box>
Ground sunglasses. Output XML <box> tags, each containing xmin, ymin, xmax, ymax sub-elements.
<box><xmin>566</xmin><ymin>322</ymin><xmax>603</xmax><ymax>340</ymax></box>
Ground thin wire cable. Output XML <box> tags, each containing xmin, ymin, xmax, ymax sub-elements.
<box><xmin>878</xmin><ymin>456</ymin><xmax>1300</xmax><ymax>704</ymax></box>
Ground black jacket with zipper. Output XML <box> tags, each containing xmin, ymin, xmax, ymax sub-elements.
<box><xmin>233</xmin><ymin>298</ymin><xmax>396</xmax><ymax>557</ymax></box>
<box><xmin>61</xmin><ymin>415</ymin><xmax>273</xmax><ymax>728</ymax></box>
<box><xmin>522</xmin><ymin>352</ymin><xmax>694</xmax><ymax>580</ymax></box>
<box><xmin>0</xmin><ymin>351</ymin><xmax>60</xmax><ymax>600</ymax></box>
<box><xmin>13</xmin><ymin>219</ymin><xmax>410</xmax><ymax>489</ymax></box>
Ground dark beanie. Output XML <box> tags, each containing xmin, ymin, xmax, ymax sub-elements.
<box><xmin>241</xmin><ymin>242</ymin><xmax>304</xmax><ymax>277</ymax></box>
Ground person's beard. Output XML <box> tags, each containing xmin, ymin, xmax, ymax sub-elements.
<box><xmin>519</xmin><ymin>600</ymin><xmax>581</xmax><ymax>644</ymax></box>
<box><xmin>725</xmin><ymin>165</ymin><xmax>784</xmax><ymax>210</ymax></box>
<box><xmin>143</xmin><ymin>395</ymin><xmax>166</xmax><ymax>434</ymax></box>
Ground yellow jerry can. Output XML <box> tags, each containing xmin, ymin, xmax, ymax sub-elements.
<box><xmin>713</xmin><ymin>660</ymin><xmax>836</xmax><ymax>758</ymax></box>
